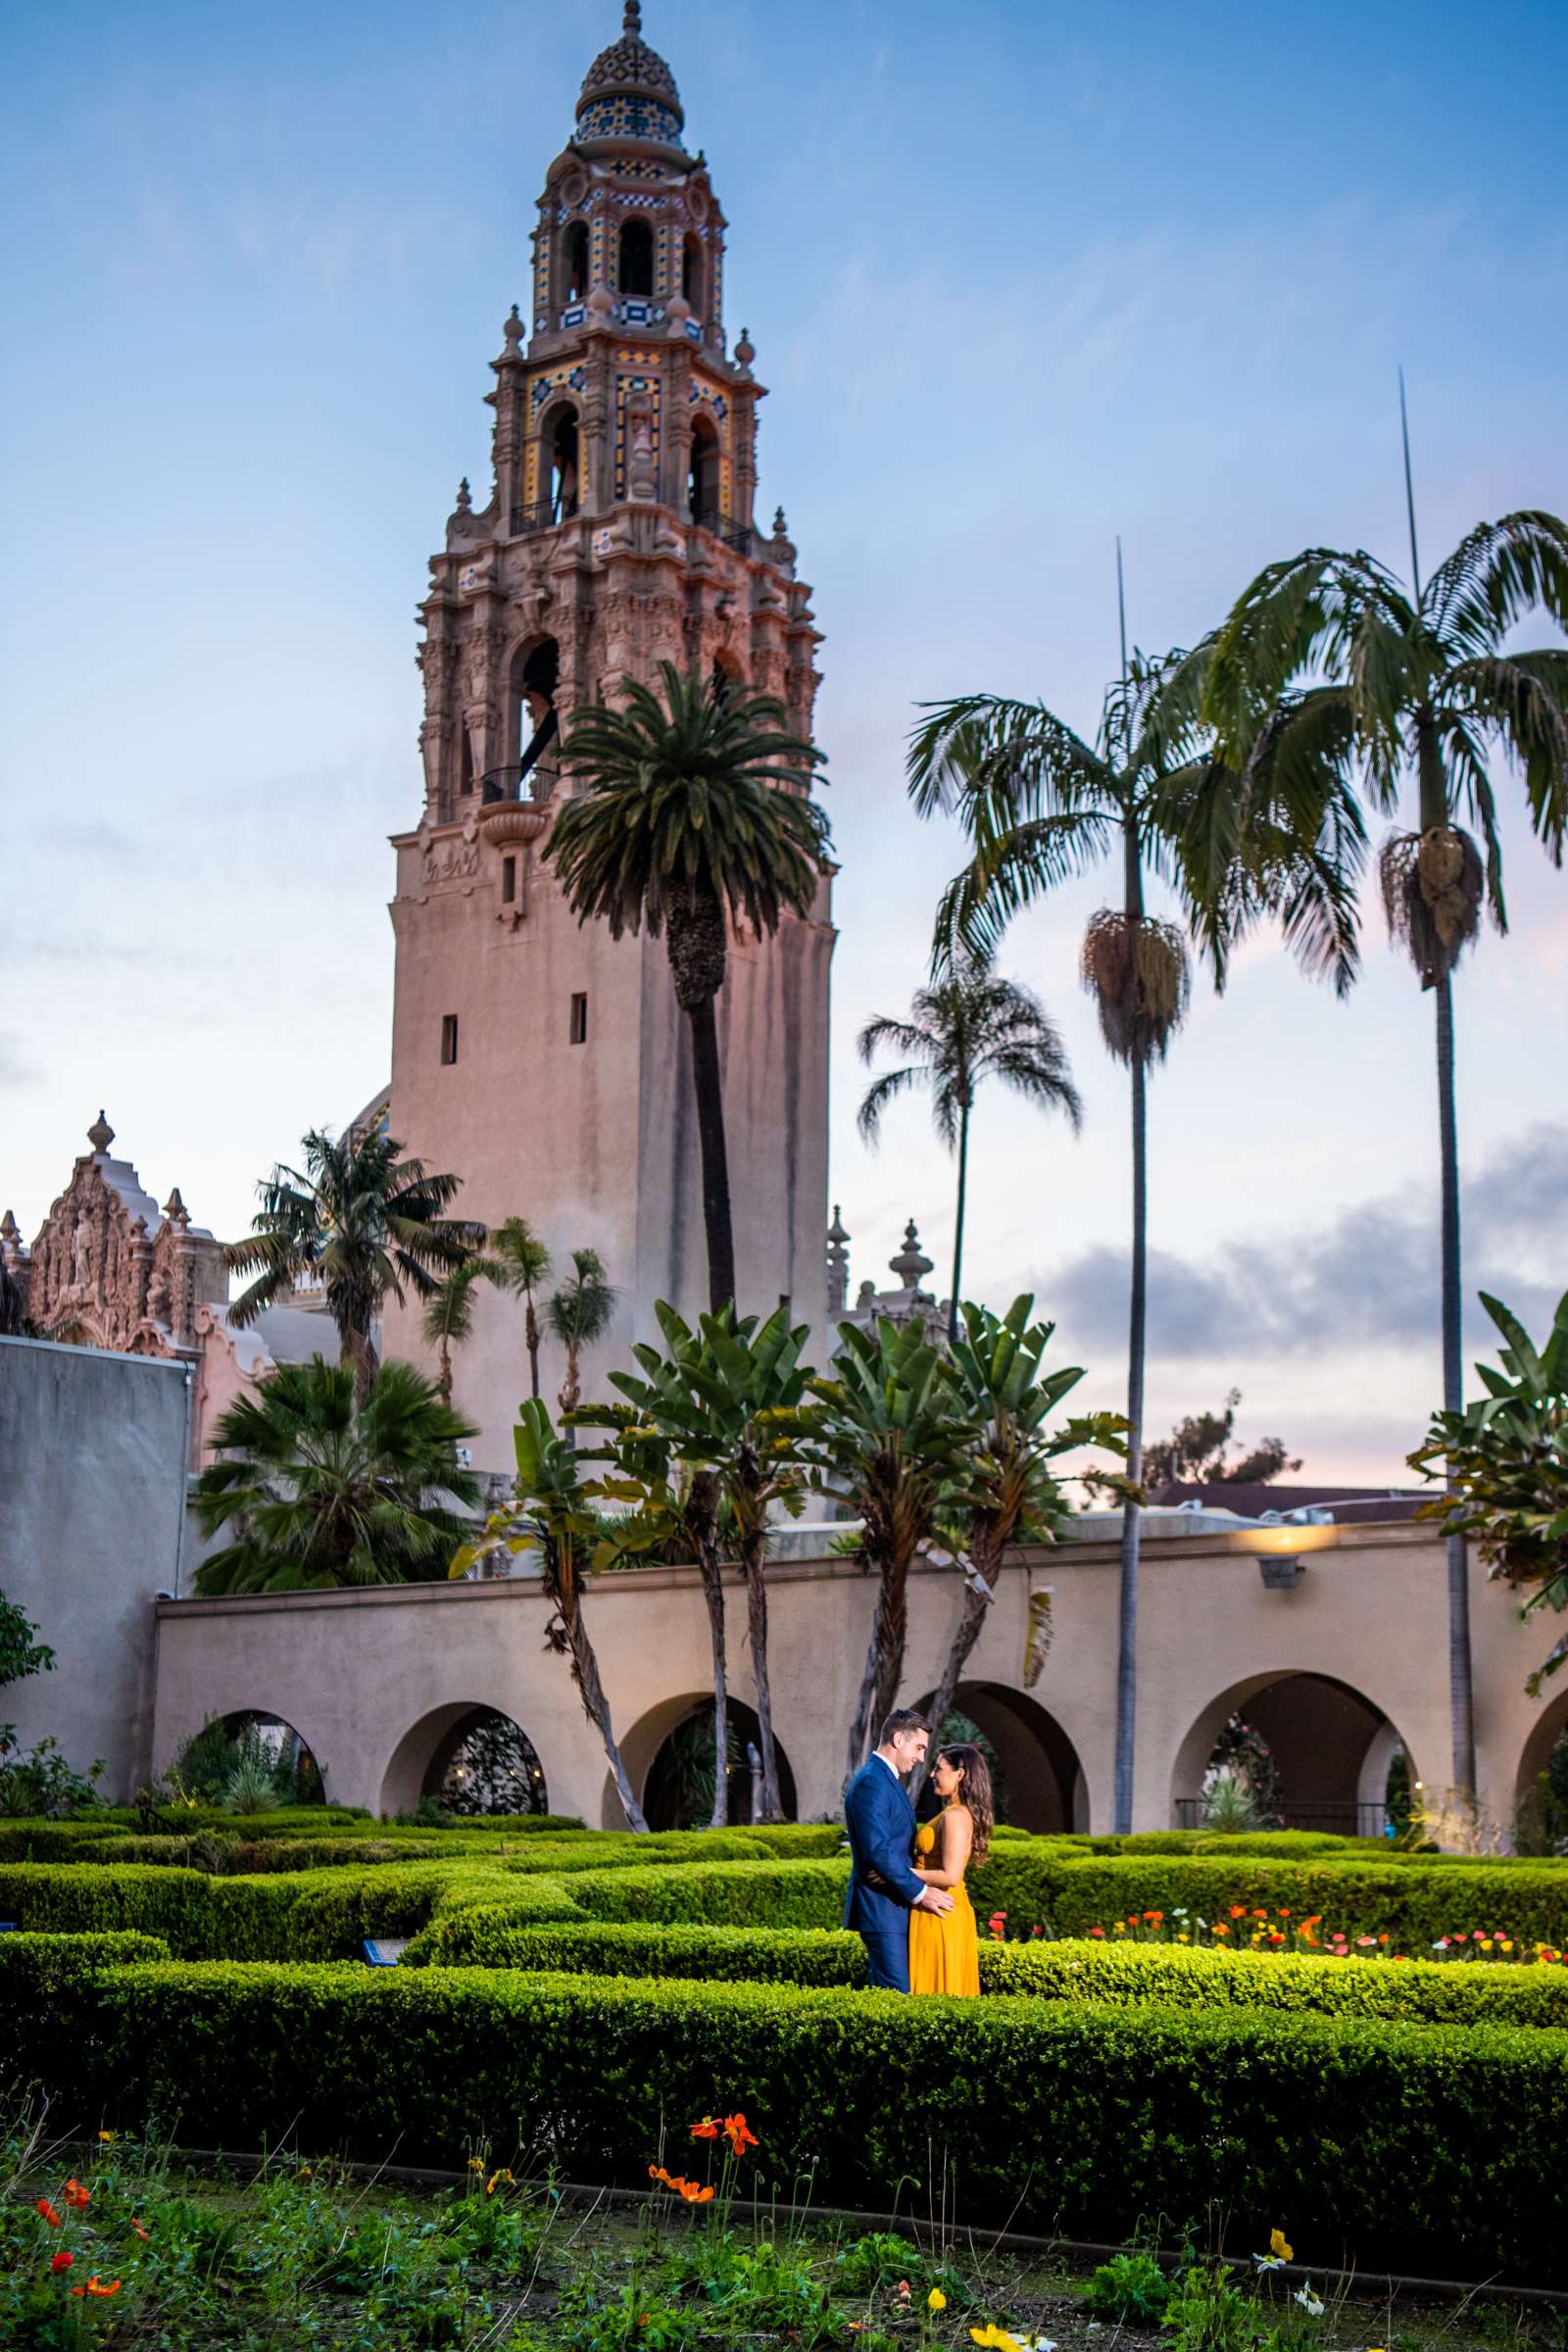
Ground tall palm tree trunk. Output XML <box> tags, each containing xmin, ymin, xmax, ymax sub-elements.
<box><xmin>563</xmin><ymin>1600</ymin><xmax>649</xmax><ymax>1833</ymax></box>
<box><xmin>948</xmin><ymin>1097</ymin><xmax>971</xmax><ymax>1345</ymax></box>
<box><xmin>1435</xmin><ymin>972</ymin><xmax>1476</xmax><ymax>1797</ymax></box>
<box><xmin>436</xmin><ymin>1335</ymin><xmax>453</xmax><ymax>1405</ymax></box>
<box><xmin>689</xmin><ymin>1474</ymin><xmax>729</xmax><ymax>1829</ymax></box>
<box><xmin>1113</xmin><ymin>1053</ymin><xmax>1147</xmax><ymax>1835</ymax></box>
<box><xmin>688</xmin><ymin>994</ymin><xmax>737</xmax><ymax>1314</ymax></box>
<box><xmin>525</xmin><ymin>1298</ymin><xmax>541</xmax><ymax>1401</ymax></box>
<box><xmin>740</xmin><ymin>1524</ymin><xmax>785</xmax><ymax>1819</ymax></box>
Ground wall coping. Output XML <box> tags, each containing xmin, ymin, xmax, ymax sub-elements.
<box><xmin>157</xmin><ymin>1517</ymin><xmax>1441</xmax><ymax>1623</ymax></box>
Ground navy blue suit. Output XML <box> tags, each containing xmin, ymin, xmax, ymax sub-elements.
<box><xmin>844</xmin><ymin>1755</ymin><xmax>924</xmax><ymax>1993</ymax></box>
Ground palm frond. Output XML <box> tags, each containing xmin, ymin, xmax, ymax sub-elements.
<box><xmin>1423</xmin><ymin>512</ymin><xmax>1568</xmax><ymax>659</ymax></box>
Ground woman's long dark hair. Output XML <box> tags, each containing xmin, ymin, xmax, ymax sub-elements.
<box><xmin>940</xmin><ymin>1743</ymin><xmax>994</xmax><ymax>1866</ymax></box>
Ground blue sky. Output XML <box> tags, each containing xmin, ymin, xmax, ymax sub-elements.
<box><xmin>4</xmin><ymin>0</ymin><xmax>1565</xmax><ymax>1480</ymax></box>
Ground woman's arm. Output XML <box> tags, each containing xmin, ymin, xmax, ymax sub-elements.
<box><xmin>911</xmin><ymin>1807</ymin><xmax>973</xmax><ymax>1890</ymax></box>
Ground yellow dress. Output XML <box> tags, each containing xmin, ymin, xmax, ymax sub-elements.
<box><xmin>907</xmin><ymin>1814</ymin><xmax>980</xmax><ymax>1996</ymax></box>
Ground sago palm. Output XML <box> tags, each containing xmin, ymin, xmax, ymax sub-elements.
<box><xmin>193</xmin><ymin>1357</ymin><xmax>480</xmax><ymax>1594</ymax></box>
<box><xmin>489</xmin><ymin>1215</ymin><xmax>553</xmax><ymax>1401</ymax></box>
<box><xmin>227</xmin><ymin>1127</ymin><xmax>482</xmax><ymax>1405</ymax></box>
<box><xmin>858</xmin><ymin>953</ymin><xmax>1082</xmax><ymax>1343</ymax></box>
<box><xmin>548</xmin><ymin>663</ymin><xmax>830</xmax><ymax>1312</ymax></box>
<box><xmin>1207</xmin><ymin>509</ymin><xmax>1568</xmax><ymax>1794</ymax></box>
<box><xmin>909</xmin><ymin>646</ymin><xmax>1360</xmax><ymax>1831</ymax></box>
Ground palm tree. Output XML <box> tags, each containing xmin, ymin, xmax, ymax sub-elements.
<box><xmin>858</xmin><ymin>954</ymin><xmax>1082</xmax><ymax>1343</ymax></box>
<box><xmin>193</xmin><ymin>1357</ymin><xmax>480</xmax><ymax>1594</ymax></box>
<box><xmin>1207</xmin><ymin>510</ymin><xmax>1568</xmax><ymax>1797</ymax></box>
<box><xmin>548</xmin><ymin>663</ymin><xmax>830</xmax><ymax>1312</ymax></box>
<box><xmin>420</xmin><ymin>1256</ymin><xmax>493</xmax><ymax>1404</ymax></box>
<box><xmin>226</xmin><ymin>1127</ymin><xmax>483</xmax><ymax>1405</ymax></box>
<box><xmin>808</xmin><ymin>1315</ymin><xmax>975</xmax><ymax>1784</ymax></box>
<box><xmin>455</xmin><ymin>1398</ymin><xmax>649</xmax><ymax>1832</ymax></box>
<box><xmin>489</xmin><ymin>1216</ymin><xmax>552</xmax><ymax>1401</ymax></box>
<box><xmin>913</xmin><ymin>1297</ymin><xmax>1122</xmax><ymax>1800</ymax></box>
<box><xmin>547</xmin><ymin>1248</ymin><xmax>616</xmax><ymax>1419</ymax></box>
<box><xmin>909</xmin><ymin>647</ymin><xmax>1360</xmax><ymax>1831</ymax></box>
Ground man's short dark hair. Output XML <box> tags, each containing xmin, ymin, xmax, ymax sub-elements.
<box><xmin>880</xmin><ymin>1707</ymin><xmax>930</xmax><ymax>1745</ymax></box>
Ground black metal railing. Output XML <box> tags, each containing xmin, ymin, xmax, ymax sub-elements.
<box><xmin>1173</xmin><ymin>1798</ymin><xmax>1395</xmax><ymax>1839</ymax></box>
<box><xmin>476</xmin><ymin>761</ymin><xmax>554</xmax><ymax>807</ymax></box>
<box><xmin>691</xmin><ymin>507</ymin><xmax>754</xmax><ymax>556</ymax></box>
<box><xmin>509</xmin><ymin>498</ymin><xmax>575</xmax><ymax>536</ymax></box>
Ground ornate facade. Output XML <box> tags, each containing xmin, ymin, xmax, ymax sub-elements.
<box><xmin>383</xmin><ymin>4</ymin><xmax>835</xmax><ymax>1463</ymax></box>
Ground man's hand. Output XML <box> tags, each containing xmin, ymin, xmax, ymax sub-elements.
<box><xmin>915</xmin><ymin>1886</ymin><xmax>954</xmax><ymax>1915</ymax></box>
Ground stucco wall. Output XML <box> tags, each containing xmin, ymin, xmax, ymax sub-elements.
<box><xmin>148</xmin><ymin>1521</ymin><xmax>1565</xmax><ymax>1832</ymax></box>
<box><xmin>0</xmin><ymin>1335</ymin><xmax>189</xmax><ymax>1799</ymax></box>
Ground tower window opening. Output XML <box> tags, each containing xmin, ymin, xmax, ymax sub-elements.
<box><xmin>460</xmin><ymin>724</ymin><xmax>474</xmax><ymax>796</ymax></box>
<box><xmin>688</xmin><ymin>415</ymin><xmax>720</xmax><ymax>529</ymax></box>
<box><xmin>440</xmin><ymin>1014</ymin><xmax>460</xmax><ymax>1066</ymax></box>
<box><xmin>560</xmin><ymin>220</ymin><xmax>590</xmax><ymax>306</ymax></box>
<box><xmin>681</xmin><ymin>233</ymin><xmax>705</xmax><ymax>313</ymax></box>
<box><xmin>617</xmin><ymin>218</ymin><xmax>654</xmax><ymax>297</ymax></box>
<box><xmin>513</xmin><ymin>636</ymin><xmax>562</xmax><ymax>781</ymax></box>
<box><xmin>501</xmin><ymin>856</ymin><xmax>516</xmax><ymax>905</ymax></box>
<box><xmin>569</xmin><ymin>993</ymin><xmax>589</xmax><ymax>1045</ymax></box>
<box><xmin>548</xmin><ymin>410</ymin><xmax>579</xmax><ymax>522</ymax></box>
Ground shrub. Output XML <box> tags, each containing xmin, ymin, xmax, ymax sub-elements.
<box><xmin>405</xmin><ymin>1915</ymin><xmax>866</xmax><ymax>1983</ymax></box>
<box><xmin>982</xmin><ymin>1937</ymin><xmax>1568</xmax><ymax>2028</ymax></box>
<box><xmin>1080</xmin><ymin>2248</ymin><xmax>1172</xmax><ymax>2324</ymax></box>
<box><xmin>32</xmin><ymin>1961</ymin><xmax>1568</xmax><ymax>2281</ymax></box>
<box><xmin>0</xmin><ymin>1929</ymin><xmax>171</xmax><ymax>2053</ymax></box>
<box><xmin>564</xmin><ymin>1858</ymin><xmax>848</xmax><ymax>1927</ymax></box>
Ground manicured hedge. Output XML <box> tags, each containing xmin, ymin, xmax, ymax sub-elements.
<box><xmin>407</xmin><ymin>1914</ymin><xmax>867</xmax><ymax>1982</ymax></box>
<box><xmin>26</xmin><ymin>1960</ymin><xmax>1567</xmax><ymax>2281</ymax></box>
<box><xmin>983</xmin><ymin>1937</ymin><xmax>1568</xmax><ymax>2028</ymax></box>
<box><xmin>0</xmin><ymin>1929</ymin><xmax>172</xmax><ymax>2039</ymax></box>
<box><xmin>565</xmin><ymin>1857</ymin><xmax>849</xmax><ymax>1927</ymax></box>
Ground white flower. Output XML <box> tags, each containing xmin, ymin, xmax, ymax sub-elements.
<box><xmin>1253</xmin><ymin>2254</ymin><xmax>1285</xmax><ymax>2273</ymax></box>
<box><xmin>1294</xmin><ymin>2286</ymin><xmax>1325</xmax><ymax>2316</ymax></box>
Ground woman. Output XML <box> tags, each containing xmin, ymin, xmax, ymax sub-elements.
<box><xmin>907</xmin><ymin>1742</ymin><xmax>993</xmax><ymax>1996</ymax></box>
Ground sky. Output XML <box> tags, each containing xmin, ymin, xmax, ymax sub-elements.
<box><xmin>3</xmin><ymin>0</ymin><xmax>1565</xmax><ymax>1485</ymax></box>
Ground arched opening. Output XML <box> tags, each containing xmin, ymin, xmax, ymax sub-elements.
<box><xmin>169</xmin><ymin>1709</ymin><xmax>325</xmax><ymax>1807</ymax></box>
<box><xmin>544</xmin><ymin>404</ymin><xmax>579</xmax><ymax>524</ymax></box>
<box><xmin>377</xmin><ymin>1702</ymin><xmax>551</xmax><ymax>1819</ymax></box>
<box><xmin>1515</xmin><ymin>1686</ymin><xmax>1568</xmax><ymax>1853</ymax></box>
<box><xmin>459</xmin><ymin>722</ymin><xmax>474</xmax><ymax>797</ymax></box>
<box><xmin>1171</xmin><ymin>1672</ymin><xmax>1414</xmax><ymax>1838</ymax></box>
<box><xmin>917</xmin><ymin>1681</ymin><xmax>1087</xmax><ymax>1834</ymax></box>
<box><xmin>688</xmin><ymin>415</ymin><xmax>720</xmax><ymax>531</ymax></box>
<box><xmin>559</xmin><ymin>220</ymin><xmax>590</xmax><ymax>307</ymax></box>
<box><xmin>495</xmin><ymin>635</ymin><xmax>561</xmax><ymax>796</ymax></box>
<box><xmin>617</xmin><ymin>218</ymin><xmax>653</xmax><ymax>297</ymax></box>
<box><xmin>681</xmin><ymin>232</ymin><xmax>705</xmax><ymax>314</ymax></box>
<box><xmin>425</xmin><ymin>1707</ymin><xmax>549</xmax><ymax>1816</ymax></box>
<box><xmin>606</xmin><ymin>1691</ymin><xmax>798</xmax><ymax>1830</ymax></box>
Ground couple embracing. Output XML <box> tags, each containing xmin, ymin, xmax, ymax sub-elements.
<box><xmin>843</xmin><ymin>1707</ymin><xmax>994</xmax><ymax>1995</ymax></box>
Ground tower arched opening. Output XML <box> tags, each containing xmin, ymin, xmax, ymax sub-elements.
<box><xmin>681</xmin><ymin>233</ymin><xmax>705</xmax><ymax>314</ymax></box>
<box><xmin>495</xmin><ymin>636</ymin><xmax>561</xmax><ymax>797</ymax></box>
<box><xmin>617</xmin><ymin>218</ymin><xmax>654</xmax><ymax>298</ymax></box>
<box><xmin>688</xmin><ymin>415</ymin><xmax>720</xmax><ymax>531</ymax></box>
<box><xmin>559</xmin><ymin>219</ymin><xmax>590</xmax><ymax>308</ymax></box>
<box><xmin>917</xmin><ymin>1681</ymin><xmax>1087</xmax><ymax>1834</ymax></box>
<box><xmin>1171</xmin><ymin>1671</ymin><xmax>1413</xmax><ymax>1838</ymax></box>
<box><xmin>544</xmin><ymin>403</ymin><xmax>580</xmax><ymax>524</ymax></box>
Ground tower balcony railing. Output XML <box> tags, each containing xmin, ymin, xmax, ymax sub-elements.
<box><xmin>478</xmin><ymin>760</ymin><xmax>556</xmax><ymax>808</ymax></box>
<box><xmin>691</xmin><ymin>507</ymin><xmax>754</xmax><ymax>556</ymax></box>
<box><xmin>510</xmin><ymin>498</ymin><xmax>575</xmax><ymax>536</ymax></box>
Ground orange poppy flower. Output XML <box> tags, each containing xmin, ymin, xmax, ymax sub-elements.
<box><xmin>130</xmin><ymin>2218</ymin><xmax>150</xmax><ymax>2242</ymax></box>
<box><xmin>1230</xmin><ymin>1905</ymin><xmax>1247</xmax><ymax>1919</ymax></box>
<box><xmin>722</xmin><ymin>2113</ymin><xmax>759</xmax><ymax>2155</ymax></box>
<box><xmin>36</xmin><ymin>2200</ymin><xmax>62</xmax><ymax>2228</ymax></box>
<box><xmin>679</xmin><ymin>2180</ymin><xmax>715</xmax><ymax>2204</ymax></box>
<box><xmin>689</xmin><ymin>2117</ymin><xmax>720</xmax><ymax>2140</ymax></box>
<box><xmin>71</xmin><ymin>2278</ymin><xmax>122</xmax><ymax>2299</ymax></box>
<box><xmin>63</xmin><ymin>2180</ymin><xmax>90</xmax><ymax>2211</ymax></box>
<box><xmin>51</xmin><ymin>2251</ymin><xmax>74</xmax><ymax>2275</ymax></box>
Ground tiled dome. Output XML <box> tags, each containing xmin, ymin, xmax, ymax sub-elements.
<box><xmin>577</xmin><ymin>3</ymin><xmax>684</xmax><ymax>134</ymax></box>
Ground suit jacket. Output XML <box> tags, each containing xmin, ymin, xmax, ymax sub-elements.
<box><xmin>843</xmin><ymin>1755</ymin><xmax>924</xmax><ymax>1936</ymax></box>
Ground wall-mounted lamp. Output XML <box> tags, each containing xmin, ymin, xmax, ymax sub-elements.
<box><xmin>1237</xmin><ymin>1523</ymin><xmax>1335</xmax><ymax>1591</ymax></box>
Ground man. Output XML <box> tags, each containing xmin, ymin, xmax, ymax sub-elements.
<box><xmin>844</xmin><ymin>1707</ymin><xmax>954</xmax><ymax>1992</ymax></box>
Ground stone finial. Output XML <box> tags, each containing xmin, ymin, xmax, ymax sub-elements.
<box><xmin>772</xmin><ymin>506</ymin><xmax>788</xmax><ymax>536</ymax></box>
<box><xmin>665</xmin><ymin>290</ymin><xmax>691</xmax><ymax>336</ymax></box>
<box><xmin>890</xmin><ymin>1218</ymin><xmax>934</xmax><ymax>1291</ymax></box>
<box><xmin>826</xmin><ymin>1204</ymin><xmax>851</xmax><ymax>1315</ymax></box>
<box><xmin>86</xmin><ymin>1109</ymin><xmax>115</xmax><ymax>1154</ymax></box>
<box><xmin>163</xmin><ymin>1187</ymin><xmax>189</xmax><ymax>1229</ymax></box>
<box><xmin>587</xmin><ymin>281</ymin><xmax>614</xmax><ymax>318</ymax></box>
<box><xmin>456</xmin><ymin>477</ymin><xmax>472</xmax><ymax>512</ymax></box>
<box><xmin>502</xmin><ymin>303</ymin><xmax>523</xmax><ymax>354</ymax></box>
<box><xmin>623</xmin><ymin>0</ymin><xmax>641</xmax><ymax>29</ymax></box>
<box><xmin>0</xmin><ymin>1207</ymin><xmax>23</xmax><ymax>1265</ymax></box>
<box><xmin>734</xmin><ymin>326</ymin><xmax>756</xmax><ymax>369</ymax></box>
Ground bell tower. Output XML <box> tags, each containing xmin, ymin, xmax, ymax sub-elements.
<box><xmin>384</xmin><ymin>4</ymin><xmax>834</xmax><ymax>1465</ymax></box>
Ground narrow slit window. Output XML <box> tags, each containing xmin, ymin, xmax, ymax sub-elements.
<box><xmin>501</xmin><ymin>856</ymin><xmax>516</xmax><ymax>905</ymax></box>
<box><xmin>569</xmin><ymin>993</ymin><xmax>589</xmax><ymax>1045</ymax></box>
<box><xmin>440</xmin><ymin>1014</ymin><xmax>459</xmax><ymax>1065</ymax></box>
